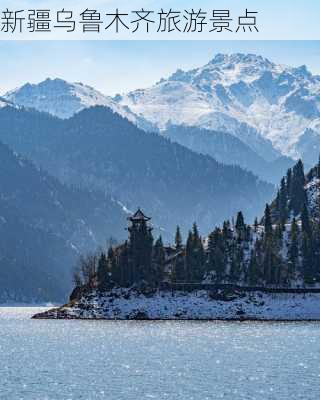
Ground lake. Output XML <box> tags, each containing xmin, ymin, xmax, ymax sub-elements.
<box><xmin>0</xmin><ymin>307</ymin><xmax>320</xmax><ymax>399</ymax></box>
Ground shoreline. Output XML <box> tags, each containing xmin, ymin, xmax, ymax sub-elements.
<box><xmin>31</xmin><ymin>315</ymin><xmax>320</xmax><ymax>322</ymax></box>
<box><xmin>32</xmin><ymin>288</ymin><xmax>320</xmax><ymax>321</ymax></box>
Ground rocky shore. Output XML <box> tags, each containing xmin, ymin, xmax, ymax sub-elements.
<box><xmin>32</xmin><ymin>288</ymin><xmax>320</xmax><ymax>321</ymax></box>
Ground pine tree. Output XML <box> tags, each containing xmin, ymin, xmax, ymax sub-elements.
<box><xmin>246</xmin><ymin>225</ymin><xmax>252</xmax><ymax>242</ymax></box>
<box><xmin>263</xmin><ymin>244</ymin><xmax>274</xmax><ymax>285</ymax></box>
<box><xmin>153</xmin><ymin>236</ymin><xmax>165</xmax><ymax>285</ymax></box>
<box><xmin>274</xmin><ymin>222</ymin><xmax>283</xmax><ymax>241</ymax></box>
<box><xmin>279</xmin><ymin>177</ymin><xmax>288</xmax><ymax>223</ymax></box>
<box><xmin>186</xmin><ymin>223</ymin><xmax>205</xmax><ymax>282</ymax></box>
<box><xmin>172</xmin><ymin>252</ymin><xmax>186</xmax><ymax>283</ymax></box>
<box><xmin>192</xmin><ymin>222</ymin><xmax>200</xmax><ymax>242</ymax></box>
<box><xmin>286</xmin><ymin>168</ymin><xmax>292</xmax><ymax>197</ymax></box>
<box><xmin>312</xmin><ymin>219</ymin><xmax>320</xmax><ymax>282</ymax></box>
<box><xmin>301</xmin><ymin>231</ymin><xmax>314</xmax><ymax>284</ymax></box>
<box><xmin>229</xmin><ymin>239</ymin><xmax>244</xmax><ymax>284</ymax></box>
<box><xmin>301</xmin><ymin>203</ymin><xmax>311</xmax><ymax>237</ymax></box>
<box><xmin>207</xmin><ymin>228</ymin><xmax>226</xmax><ymax>283</ymax></box>
<box><xmin>252</xmin><ymin>238</ymin><xmax>264</xmax><ymax>285</ymax></box>
<box><xmin>273</xmin><ymin>190</ymin><xmax>280</xmax><ymax>220</ymax></box>
<box><xmin>254</xmin><ymin>217</ymin><xmax>258</xmax><ymax>232</ymax></box>
<box><xmin>235</xmin><ymin>211</ymin><xmax>245</xmax><ymax>241</ymax></box>
<box><xmin>262</xmin><ymin>204</ymin><xmax>282</xmax><ymax>285</ymax></box>
<box><xmin>290</xmin><ymin>160</ymin><xmax>306</xmax><ymax>215</ymax></box>
<box><xmin>97</xmin><ymin>252</ymin><xmax>109</xmax><ymax>291</ymax></box>
<box><xmin>222</xmin><ymin>220</ymin><xmax>232</xmax><ymax>240</ymax></box>
<box><xmin>206</xmin><ymin>231</ymin><xmax>215</xmax><ymax>277</ymax></box>
<box><xmin>247</xmin><ymin>250</ymin><xmax>259</xmax><ymax>286</ymax></box>
<box><xmin>118</xmin><ymin>241</ymin><xmax>130</xmax><ymax>286</ymax></box>
<box><xmin>264</xmin><ymin>204</ymin><xmax>273</xmax><ymax>237</ymax></box>
<box><xmin>288</xmin><ymin>218</ymin><xmax>299</xmax><ymax>283</ymax></box>
<box><xmin>235</xmin><ymin>211</ymin><xmax>245</xmax><ymax>230</ymax></box>
<box><xmin>185</xmin><ymin>230</ymin><xmax>194</xmax><ymax>282</ymax></box>
<box><xmin>175</xmin><ymin>226</ymin><xmax>182</xmax><ymax>250</ymax></box>
<box><xmin>300</xmin><ymin>203</ymin><xmax>315</xmax><ymax>284</ymax></box>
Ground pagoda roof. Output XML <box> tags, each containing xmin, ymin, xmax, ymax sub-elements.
<box><xmin>128</xmin><ymin>208</ymin><xmax>151</xmax><ymax>221</ymax></box>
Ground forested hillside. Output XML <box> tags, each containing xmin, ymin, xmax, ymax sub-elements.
<box><xmin>165</xmin><ymin>125</ymin><xmax>295</xmax><ymax>184</ymax></box>
<box><xmin>0</xmin><ymin>141</ymin><xmax>126</xmax><ymax>302</ymax></box>
<box><xmin>0</xmin><ymin>106</ymin><xmax>274</xmax><ymax>238</ymax></box>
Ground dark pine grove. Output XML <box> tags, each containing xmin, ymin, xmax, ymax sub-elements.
<box><xmin>72</xmin><ymin>158</ymin><xmax>320</xmax><ymax>298</ymax></box>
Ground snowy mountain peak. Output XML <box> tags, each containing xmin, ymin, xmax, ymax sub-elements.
<box><xmin>118</xmin><ymin>52</ymin><xmax>320</xmax><ymax>164</ymax></box>
<box><xmin>206</xmin><ymin>53</ymin><xmax>287</xmax><ymax>84</ymax></box>
<box><xmin>209</xmin><ymin>52</ymin><xmax>273</xmax><ymax>68</ymax></box>
<box><xmin>166</xmin><ymin>54</ymin><xmax>313</xmax><ymax>89</ymax></box>
<box><xmin>166</xmin><ymin>53</ymin><xmax>279</xmax><ymax>86</ymax></box>
<box><xmin>3</xmin><ymin>78</ymin><xmax>154</xmax><ymax>131</ymax></box>
<box><xmin>4</xmin><ymin>78</ymin><xmax>113</xmax><ymax>119</ymax></box>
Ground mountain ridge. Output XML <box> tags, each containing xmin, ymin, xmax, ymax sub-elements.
<box><xmin>0</xmin><ymin>105</ymin><xmax>274</xmax><ymax>238</ymax></box>
<box><xmin>4</xmin><ymin>77</ymin><xmax>155</xmax><ymax>132</ymax></box>
<box><xmin>5</xmin><ymin>53</ymin><xmax>320</xmax><ymax>167</ymax></box>
<box><xmin>117</xmin><ymin>52</ymin><xmax>320</xmax><ymax>164</ymax></box>
<box><xmin>164</xmin><ymin>124</ymin><xmax>295</xmax><ymax>184</ymax></box>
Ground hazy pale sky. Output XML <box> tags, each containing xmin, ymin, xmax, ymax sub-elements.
<box><xmin>1</xmin><ymin>41</ymin><xmax>320</xmax><ymax>96</ymax></box>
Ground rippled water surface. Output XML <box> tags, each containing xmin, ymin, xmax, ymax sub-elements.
<box><xmin>1</xmin><ymin>307</ymin><xmax>320</xmax><ymax>399</ymax></box>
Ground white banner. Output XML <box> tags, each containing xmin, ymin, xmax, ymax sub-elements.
<box><xmin>0</xmin><ymin>0</ymin><xmax>319</xmax><ymax>40</ymax></box>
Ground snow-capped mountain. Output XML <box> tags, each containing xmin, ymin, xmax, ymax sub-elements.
<box><xmin>117</xmin><ymin>53</ymin><xmax>320</xmax><ymax>164</ymax></box>
<box><xmin>3</xmin><ymin>78</ymin><xmax>154</xmax><ymax>131</ymax></box>
<box><xmin>4</xmin><ymin>53</ymin><xmax>320</xmax><ymax>166</ymax></box>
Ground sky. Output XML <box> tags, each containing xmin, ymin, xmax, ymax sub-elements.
<box><xmin>1</xmin><ymin>41</ymin><xmax>320</xmax><ymax>96</ymax></box>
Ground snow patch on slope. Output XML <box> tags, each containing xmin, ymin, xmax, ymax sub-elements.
<box><xmin>34</xmin><ymin>288</ymin><xmax>320</xmax><ymax>321</ymax></box>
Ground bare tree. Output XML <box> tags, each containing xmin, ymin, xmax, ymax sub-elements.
<box><xmin>74</xmin><ymin>251</ymin><xmax>99</xmax><ymax>288</ymax></box>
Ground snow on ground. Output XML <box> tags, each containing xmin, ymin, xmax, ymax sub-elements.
<box><xmin>34</xmin><ymin>289</ymin><xmax>320</xmax><ymax>321</ymax></box>
<box><xmin>306</xmin><ymin>177</ymin><xmax>320</xmax><ymax>214</ymax></box>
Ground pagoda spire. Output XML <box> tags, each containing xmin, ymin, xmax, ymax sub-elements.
<box><xmin>128</xmin><ymin>208</ymin><xmax>151</xmax><ymax>223</ymax></box>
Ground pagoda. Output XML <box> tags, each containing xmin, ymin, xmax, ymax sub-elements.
<box><xmin>127</xmin><ymin>208</ymin><xmax>152</xmax><ymax>232</ymax></box>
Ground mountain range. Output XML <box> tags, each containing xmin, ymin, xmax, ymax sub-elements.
<box><xmin>1</xmin><ymin>51</ymin><xmax>319</xmax><ymax>302</ymax></box>
<box><xmin>117</xmin><ymin>53</ymin><xmax>320</xmax><ymax>166</ymax></box>
<box><xmin>5</xmin><ymin>53</ymin><xmax>320</xmax><ymax>180</ymax></box>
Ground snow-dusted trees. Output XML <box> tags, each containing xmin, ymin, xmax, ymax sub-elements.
<box><xmin>72</xmin><ymin>158</ymin><xmax>320</xmax><ymax>293</ymax></box>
